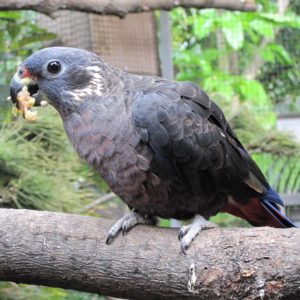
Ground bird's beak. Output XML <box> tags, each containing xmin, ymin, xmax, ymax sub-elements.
<box><xmin>9</xmin><ymin>71</ymin><xmax>42</xmax><ymax>107</ymax></box>
<box><xmin>9</xmin><ymin>69</ymin><xmax>49</xmax><ymax>121</ymax></box>
<box><xmin>10</xmin><ymin>73</ymin><xmax>25</xmax><ymax>106</ymax></box>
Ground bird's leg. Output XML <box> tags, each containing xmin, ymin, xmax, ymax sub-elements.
<box><xmin>178</xmin><ymin>215</ymin><xmax>218</xmax><ymax>254</ymax></box>
<box><xmin>106</xmin><ymin>211</ymin><xmax>156</xmax><ymax>245</ymax></box>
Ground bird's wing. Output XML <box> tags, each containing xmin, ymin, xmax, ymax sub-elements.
<box><xmin>132</xmin><ymin>80</ymin><xmax>268</xmax><ymax>198</ymax></box>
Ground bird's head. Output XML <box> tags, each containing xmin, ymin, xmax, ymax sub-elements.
<box><xmin>10</xmin><ymin>47</ymin><xmax>106</xmax><ymax>116</ymax></box>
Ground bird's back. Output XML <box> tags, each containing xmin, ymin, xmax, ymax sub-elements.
<box><xmin>63</xmin><ymin>69</ymin><xmax>294</xmax><ymax>227</ymax></box>
<box><xmin>128</xmin><ymin>75</ymin><xmax>294</xmax><ymax>227</ymax></box>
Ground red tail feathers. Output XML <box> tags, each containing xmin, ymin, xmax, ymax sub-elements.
<box><xmin>222</xmin><ymin>197</ymin><xmax>295</xmax><ymax>228</ymax></box>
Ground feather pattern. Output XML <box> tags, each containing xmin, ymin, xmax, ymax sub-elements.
<box><xmin>18</xmin><ymin>47</ymin><xmax>294</xmax><ymax>227</ymax></box>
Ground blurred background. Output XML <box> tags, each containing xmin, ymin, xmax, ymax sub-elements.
<box><xmin>0</xmin><ymin>0</ymin><xmax>299</xmax><ymax>298</ymax></box>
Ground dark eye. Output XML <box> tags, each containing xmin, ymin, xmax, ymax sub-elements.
<box><xmin>47</xmin><ymin>61</ymin><xmax>61</xmax><ymax>74</ymax></box>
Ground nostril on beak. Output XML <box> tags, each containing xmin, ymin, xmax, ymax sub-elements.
<box><xmin>18</xmin><ymin>69</ymin><xmax>24</xmax><ymax>77</ymax></box>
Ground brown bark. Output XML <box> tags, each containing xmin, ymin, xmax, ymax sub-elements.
<box><xmin>0</xmin><ymin>208</ymin><xmax>299</xmax><ymax>299</ymax></box>
<box><xmin>0</xmin><ymin>0</ymin><xmax>257</xmax><ymax>17</ymax></box>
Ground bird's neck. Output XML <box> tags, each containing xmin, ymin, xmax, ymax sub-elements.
<box><xmin>54</xmin><ymin>63</ymin><xmax>127</xmax><ymax>118</ymax></box>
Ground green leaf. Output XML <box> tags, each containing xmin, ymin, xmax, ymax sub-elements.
<box><xmin>268</xmin><ymin>44</ymin><xmax>292</xmax><ymax>64</ymax></box>
<box><xmin>19</xmin><ymin>32</ymin><xmax>56</xmax><ymax>47</ymax></box>
<box><xmin>237</xmin><ymin>79</ymin><xmax>271</xmax><ymax>108</ymax></box>
<box><xmin>250</xmin><ymin>19</ymin><xmax>274</xmax><ymax>38</ymax></box>
<box><xmin>203</xmin><ymin>73</ymin><xmax>235</xmax><ymax>99</ymax></box>
<box><xmin>194</xmin><ymin>17</ymin><xmax>214</xmax><ymax>40</ymax></box>
<box><xmin>260</xmin><ymin>13</ymin><xmax>300</xmax><ymax>28</ymax></box>
<box><xmin>0</xmin><ymin>31</ymin><xmax>3</xmax><ymax>49</ymax></box>
<box><xmin>0</xmin><ymin>11</ymin><xmax>21</xmax><ymax>19</ymax></box>
<box><xmin>7</xmin><ymin>22</ymin><xmax>21</xmax><ymax>39</ymax></box>
<box><xmin>221</xmin><ymin>16</ymin><xmax>244</xmax><ymax>50</ymax></box>
<box><xmin>202</xmin><ymin>49</ymin><xmax>219</xmax><ymax>62</ymax></box>
<box><xmin>261</xmin><ymin>45</ymin><xmax>275</xmax><ymax>63</ymax></box>
<box><xmin>247</xmin><ymin>28</ymin><xmax>260</xmax><ymax>43</ymax></box>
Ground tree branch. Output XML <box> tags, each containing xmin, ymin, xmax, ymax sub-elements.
<box><xmin>0</xmin><ymin>0</ymin><xmax>257</xmax><ymax>17</ymax></box>
<box><xmin>0</xmin><ymin>209</ymin><xmax>299</xmax><ymax>299</ymax></box>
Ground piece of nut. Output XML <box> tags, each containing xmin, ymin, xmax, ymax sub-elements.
<box><xmin>12</xmin><ymin>86</ymin><xmax>38</xmax><ymax>122</ymax></box>
<box><xmin>24</xmin><ymin>110</ymin><xmax>38</xmax><ymax>122</ymax></box>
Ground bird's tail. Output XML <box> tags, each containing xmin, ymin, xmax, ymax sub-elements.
<box><xmin>259</xmin><ymin>187</ymin><xmax>296</xmax><ymax>228</ymax></box>
<box><xmin>223</xmin><ymin>187</ymin><xmax>297</xmax><ymax>228</ymax></box>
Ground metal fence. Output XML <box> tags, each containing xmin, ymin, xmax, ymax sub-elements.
<box><xmin>38</xmin><ymin>11</ymin><xmax>160</xmax><ymax>76</ymax></box>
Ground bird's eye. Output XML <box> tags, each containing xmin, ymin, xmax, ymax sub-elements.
<box><xmin>47</xmin><ymin>61</ymin><xmax>61</xmax><ymax>74</ymax></box>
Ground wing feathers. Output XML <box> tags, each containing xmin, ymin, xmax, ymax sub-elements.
<box><xmin>133</xmin><ymin>79</ymin><xmax>269</xmax><ymax>200</ymax></box>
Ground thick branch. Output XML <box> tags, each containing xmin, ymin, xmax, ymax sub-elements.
<box><xmin>0</xmin><ymin>209</ymin><xmax>299</xmax><ymax>299</ymax></box>
<box><xmin>0</xmin><ymin>0</ymin><xmax>257</xmax><ymax>16</ymax></box>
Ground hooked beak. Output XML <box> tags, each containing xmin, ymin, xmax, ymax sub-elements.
<box><xmin>9</xmin><ymin>72</ymin><xmax>41</xmax><ymax>107</ymax></box>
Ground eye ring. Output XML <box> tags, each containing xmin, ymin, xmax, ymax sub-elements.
<box><xmin>47</xmin><ymin>61</ymin><xmax>62</xmax><ymax>74</ymax></box>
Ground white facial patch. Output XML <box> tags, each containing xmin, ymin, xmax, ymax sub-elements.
<box><xmin>66</xmin><ymin>66</ymin><xmax>103</xmax><ymax>102</ymax></box>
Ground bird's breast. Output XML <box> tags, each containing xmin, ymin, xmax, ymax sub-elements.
<box><xmin>63</xmin><ymin>110</ymin><xmax>227</xmax><ymax>219</ymax></box>
<box><xmin>63</xmin><ymin>108</ymin><xmax>150</xmax><ymax>190</ymax></box>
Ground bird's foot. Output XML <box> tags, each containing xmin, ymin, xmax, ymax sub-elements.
<box><xmin>106</xmin><ymin>212</ymin><xmax>156</xmax><ymax>245</ymax></box>
<box><xmin>178</xmin><ymin>215</ymin><xmax>218</xmax><ymax>254</ymax></box>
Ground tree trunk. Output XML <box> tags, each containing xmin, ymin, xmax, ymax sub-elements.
<box><xmin>0</xmin><ymin>209</ymin><xmax>299</xmax><ymax>299</ymax></box>
<box><xmin>0</xmin><ymin>0</ymin><xmax>256</xmax><ymax>17</ymax></box>
<box><xmin>216</xmin><ymin>27</ymin><xmax>230</xmax><ymax>73</ymax></box>
<box><xmin>243</xmin><ymin>0</ymin><xmax>290</xmax><ymax>80</ymax></box>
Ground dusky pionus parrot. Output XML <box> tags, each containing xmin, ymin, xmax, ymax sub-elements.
<box><xmin>9</xmin><ymin>47</ymin><xmax>296</xmax><ymax>253</ymax></box>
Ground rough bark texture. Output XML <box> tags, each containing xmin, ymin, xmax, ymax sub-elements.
<box><xmin>0</xmin><ymin>208</ymin><xmax>299</xmax><ymax>299</ymax></box>
<box><xmin>0</xmin><ymin>0</ymin><xmax>257</xmax><ymax>16</ymax></box>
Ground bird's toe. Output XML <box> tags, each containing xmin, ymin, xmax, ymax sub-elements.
<box><xmin>178</xmin><ymin>215</ymin><xmax>218</xmax><ymax>253</ymax></box>
<box><xmin>106</xmin><ymin>212</ymin><xmax>155</xmax><ymax>243</ymax></box>
<box><xmin>180</xmin><ymin>236</ymin><xmax>191</xmax><ymax>255</ymax></box>
<box><xmin>178</xmin><ymin>225</ymin><xmax>191</xmax><ymax>241</ymax></box>
<box><xmin>106</xmin><ymin>214</ymin><xmax>130</xmax><ymax>244</ymax></box>
<box><xmin>106</xmin><ymin>221</ymin><xmax>123</xmax><ymax>244</ymax></box>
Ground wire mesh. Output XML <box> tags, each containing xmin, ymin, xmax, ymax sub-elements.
<box><xmin>38</xmin><ymin>11</ymin><xmax>160</xmax><ymax>76</ymax></box>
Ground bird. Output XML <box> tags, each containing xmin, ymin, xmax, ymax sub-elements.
<box><xmin>9</xmin><ymin>47</ymin><xmax>296</xmax><ymax>253</ymax></box>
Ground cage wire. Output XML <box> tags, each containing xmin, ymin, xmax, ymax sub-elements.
<box><xmin>257</xmin><ymin>14</ymin><xmax>300</xmax><ymax>195</ymax></box>
<box><xmin>38</xmin><ymin>11</ymin><xmax>160</xmax><ymax>76</ymax></box>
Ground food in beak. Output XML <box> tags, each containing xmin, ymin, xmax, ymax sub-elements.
<box><xmin>12</xmin><ymin>86</ymin><xmax>38</xmax><ymax>122</ymax></box>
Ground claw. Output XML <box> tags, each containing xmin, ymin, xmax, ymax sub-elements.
<box><xmin>178</xmin><ymin>225</ymin><xmax>191</xmax><ymax>241</ymax></box>
<box><xmin>121</xmin><ymin>224</ymin><xmax>129</xmax><ymax>236</ymax></box>
<box><xmin>106</xmin><ymin>234</ymin><xmax>114</xmax><ymax>245</ymax></box>
<box><xmin>181</xmin><ymin>243</ymin><xmax>188</xmax><ymax>255</ymax></box>
<box><xmin>178</xmin><ymin>215</ymin><xmax>217</xmax><ymax>253</ymax></box>
<box><xmin>106</xmin><ymin>212</ymin><xmax>155</xmax><ymax>245</ymax></box>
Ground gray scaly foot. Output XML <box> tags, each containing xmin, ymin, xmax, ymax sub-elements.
<box><xmin>178</xmin><ymin>215</ymin><xmax>218</xmax><ymax>254</ymax></box>
<box><xmin>106</xmin><ymin>211</ymin><xmax>156</xmax><ymax>244</ymax></box>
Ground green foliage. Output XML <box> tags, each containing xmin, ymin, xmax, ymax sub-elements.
<box><xmin>0</xmin><ymin>11</ymin><xmax>55</xmax><ymax>84</ymax></box>
<box><xmin>0</xmin><ymin>109</ymin><xmax>103</xmax><ymax>299</ymax></box>
<box><xmin>220</xmin><ymin>13</ymin><xmax>244</xmax><ymax>50</ymax></box>
<box><xmin>171</xmin><ymin>3</ymin><xmax>300</xmax><ymax>117</ymax></box>
<box><xmin>211</xmin><ymin>213</ymin><xmax>250</xmax><ymax>228</ymax></box>
<box><xmin>231</xmin><ymin>104</ymin><xmax>300</xmax><ymax>193</ymax></box>
<box><xmin>253</xmin><ymin>153</ymin><xmax>300</xmax><ymax>193</ymax></box>
<box><xmin>0</xmin><ymin>283</ymin><xmax>104</xmax><ymax>300</ymax></box>
<box><xmin>259</xmin><ymin>30</ymin><xmax>300</xmax><ymax>110</ymax></box>
<box><xmin>0</xmin><ymin>12</ymin><xmax>108</xmax><ymax>299</ymax></box>
<box><xmin>257</xmin><ymin>0</ymin><xmax>300</xmax><ymax>108</ymax></box>
<box><xmin>0</xmin><ymin>110</ymin><xmax>95</xmax><ymax>211</ymax></box>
